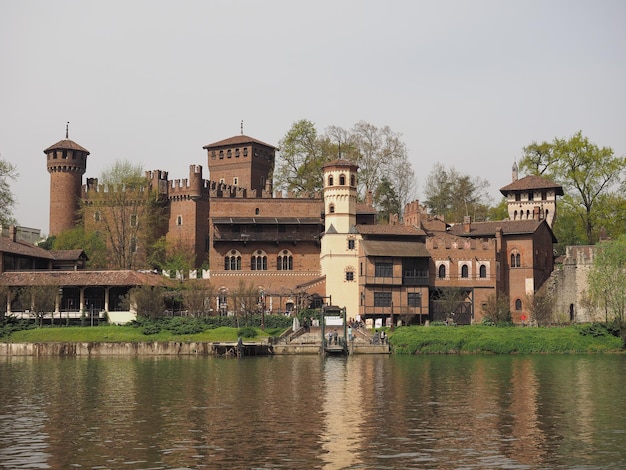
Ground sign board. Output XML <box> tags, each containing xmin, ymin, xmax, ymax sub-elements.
<box><xmin>325</xmin><ymin>316</ymin><xmax>343</xmax><ymax>326</ymax></box>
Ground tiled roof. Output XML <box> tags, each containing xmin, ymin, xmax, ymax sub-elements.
<box><xmin>322</xmin><ymin>159</ymin><xmax>358</xmax><ymax>169</ymax></box>
<box><xmin>361</xmin><ymin>240</ymin><xmax>430</xmax><ymax>258</ymax></box>
<box><xmin>202</xmin><ymin>135</ymin><xmax>276</xmax><ymax>150</ymax></box>
<box><xmin>0</xmin><ymin>270</ymin><xmax>173</xmax><ymax>287</ymax></box>
<box><xmin>0</xmin><ymin>237</ymin><xmax>54</xmax><ymax>259</ymax></box>
<box><xmin>447</xmin><ymin>219</ymin><xmax>548</xmax><ymax>237</ymax></box>
<box><xmin>43</xmin><ymin>139</ymin><xmax>90</xmax><ymax>154</ymax></box>
<box><xmin>356</xmin><ymin>203</ymin><xmax>377</xmax><ymax>214</ymax></box>
<box><xmin>499</xmin><ymin>175</ymin><xmax>563</xmax><ymax>195</ymax></box>
<box><xmin>49</xmin><ymin>249</ymin><xmax>88</xmax><ymax>261</ymax></box>
<box><xmin>357</xmin><ymin>224</ymin><xmax>426</xmax><ymax>236</ymax></box>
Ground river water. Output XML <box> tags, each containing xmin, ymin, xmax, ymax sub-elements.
<box><xmin>0</xmin><ymin>354</ymin><xmax>625</xmax><ymax>469</ymax></box>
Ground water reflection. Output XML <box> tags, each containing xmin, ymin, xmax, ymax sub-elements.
<box><xmin>0</xmin><ymin>355</ymin><xmax>625</xmax><ymax>469</ymax></box>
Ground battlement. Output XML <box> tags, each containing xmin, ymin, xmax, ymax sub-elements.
<box><xmin>426</xmin><ymin>236</ymin><xmax>496</xmax><ymax>252</ymax></box>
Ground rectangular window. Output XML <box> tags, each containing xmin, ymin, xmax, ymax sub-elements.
<box><xmin>130</xmin><ymin>215</ymin><xmax>137</xmax><ymax>227</ymax></box>
<box><xmin>348</xmin><ymin>239</ymin><xmax>355</xmax><ymax>250</ymax></box>
<box><xmin>374</xmin><ymin>292</ymin><xmax>392</xmax><ymax>307</ymax></box>
<box><xmin>375</xmin><ymin>262</ymin><xmax>393</xmax><ymax>277</ymax></box>
<box><xmin>408</xmin><ymin>293</ymin><xmax>422</xmax><ymax>307</ymax></box>
<box><xmin>346</xmin><ymin>271</ymin><xmax>354</xmax><ymax>281</ymax></box>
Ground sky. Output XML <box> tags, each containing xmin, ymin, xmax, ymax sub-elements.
<box><xmin>1</xmin><ymin>0</ymin><xmax>625</xmax><ymax>236</ymax></box>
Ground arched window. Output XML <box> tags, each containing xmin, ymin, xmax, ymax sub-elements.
<box><xmin>225</xmin><ymin>250</ymin><xmax>241</xmax><ymax>271</ymax></box>
<box><xmin>255</xmin><ymin>208</ymin><xmax>260</xmax><ymax>215</ymax></box>
<box><xmin>438</xmin><ymin>264</ymin><xmax>446</xmax><ymax>279</ymax></box>
<box><xmin>277</xmin><ymin>250</ymin><xmax>293</xmax><ymax>271</ymax></box>
<box><xmin>515</xmin><ymin>299</ymin><xmax>522</xmax><ymax>310</ymax></box>
<box><xmin>510</xmin><ymin>251</ymin><xmax>521</xmax><ymax>268</ymax></box>
<box><xmin>350</xmin><ymin>175</ymin><xmax>355</xmax><ymax>186</ymax></box>
<box><xmin>339</xmin><ymin>174</ymin><xmax>346</xmax><ymax>185</ymax></box>
<box><xmin>251</xmin><ymin>250</ymin><xmax>267</xmax><ymax>271</ymax></box>
<box><xmin>479</xmin><ymin>264</ymin><xmax>487</xmax><ymax>278</ymax></box>
<box><xmin>329</xmin><ymin>204</ymin><xmax>335</xmax><ymax>214</ymax></box>
<box><xmin>461</xmin><ymin>264</ymin><xmax>469</xmax><ymax>278</ymax></box>
<box><xmin>328</xmin><ymin>175</ymin><xmax>334</xmax><ymax>186</ymax></box>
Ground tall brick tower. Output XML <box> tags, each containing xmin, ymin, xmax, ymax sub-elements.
<box><xmin>203</xmin><ymin>128</ymin><xmax>275</xmax><ymax>193</ymax></box>
<box><xmin>44</xmin><ymin>124</ymin><xmax>89</xmax><ymax>236</ymax></box>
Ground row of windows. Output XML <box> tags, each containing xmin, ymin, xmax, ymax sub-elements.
<box><xmin>371</xmin><ymin>292</ymin><xmax>422</xmax><ymax>307</ymax></box>
<box><xmin>327</xmin><ymin>174</ymin><xmax>355</xmax><ymax>187</ymax></box>
<box><xmin>514</xmin><ymin>191</ymin><xmax>548</xmax><ymax>201</ymax></box>
<box><xmin>48</xmin><ymin>150</ymin><xmax>85</xmax><ymax>160</ymax></box>
<box><xmin>438</xmin><ymin>264</ymin><xmax>489</xmax><ymax>279</ymax></box>
<box><xmin>224</xmin><ymin>251</ymin><xmax>293</xmax><ymax>271</ymax></box>
<box><xmin>211</xmin><ymin>148</ymin><xmax>249</xmax><ymax>159</ymax></box>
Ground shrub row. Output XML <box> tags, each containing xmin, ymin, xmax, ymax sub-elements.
<box><xmin>130</xmin><ymin>314</ymin><xmax>292</xmax><ymax>336</ymax></box>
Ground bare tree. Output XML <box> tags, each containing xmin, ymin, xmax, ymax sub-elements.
<box><xmin>183</xmin><ymin>280</ymin><xmax>216</xmax><ymax>317</ymax></box>
<box><xmin>481</xmin><ymin>291</ymin><xmax>511</xmax><ymax>325</ymax></box>
<box><xmin>21</xmin><ymin>285</ymin><xmax>58</xmax><ymax>327</ymax></box>
<box><xmin>0</xmin><ymin>155</ymin><xmax>18</xmax><ymax>226</ymax></box>
<box><xmin>84</xmin><ymin>160</ymin><xmax>166</xmax><ymax>269</ymax></box>
<box><xmin>526</xmin><ymin>292</ymin><xmax>553</xmax><ymax>326</ymax></box>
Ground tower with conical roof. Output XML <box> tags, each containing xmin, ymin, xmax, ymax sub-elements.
<box><xmin>44</xmin><ymin>124</ymin><xmax>89</xmax><ymax>236</ymax></box>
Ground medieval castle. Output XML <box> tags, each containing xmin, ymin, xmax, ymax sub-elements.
<box><xmin>33</xmin><ymin>125</ymin><xmax>569</xmax><ymax>326</ymax></box>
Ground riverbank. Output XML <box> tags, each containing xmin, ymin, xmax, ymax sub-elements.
<box><xmin>1</xmin><ymin>323</ymin><xmax>623</xmax><ymax>355</ymax></box>
<box><xmin>390</xmin><ymin>324</ymin><xmax>624</xmax><ymax>354</ymax></box>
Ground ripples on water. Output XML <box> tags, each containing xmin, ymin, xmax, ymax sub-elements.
<box><xmin>0</xmin><ymin>355</ymin><xmax>625</xmax><ymax>469</ymax></box>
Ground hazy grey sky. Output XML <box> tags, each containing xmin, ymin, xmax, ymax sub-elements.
<box><xmin>1</xmin><ymin>0</ymin><xmax>625</xmax><ymax>236</ymax></box>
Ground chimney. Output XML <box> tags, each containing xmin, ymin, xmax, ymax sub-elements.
<box><xmin>365</xmin><ymin>190</ymin><xmax>373</xmax><ymax>207</ymax></box>
<box><xmin>463</xmin><ymin>216</ymin><xmax>471</xmax><ymax>234</ymax></box>
<box><xmin>8</xmin><ymin>225</ymin><xmax>17</xmax><ymax>242</ymax></box>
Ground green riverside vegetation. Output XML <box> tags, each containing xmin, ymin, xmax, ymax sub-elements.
<box><xmin>2</xmin><ymin>318</ymin><xmax>623</xmax><ymax>354</ymax></box>
<box><xmin>389</xmin><ymin>324</ymin><xmax>624</xmax><ymax>354</ymax></box>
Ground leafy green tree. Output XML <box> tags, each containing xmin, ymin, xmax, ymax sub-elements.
<box><xmin>0</xmin><ymin>155</ymin><xmax>18</xmax><ymax>226</ymax></box>
<box><xmin>374</xmin><ymin>177</ymin><xmax>401</xmax><ymax>223</ymax></box>
<box><xmin>275</xmin><ymin>120</ymin><xmax>416</xmax><ymax>216</ymax></box>
<box><xmin>148</xmin><ymin>236</ymin><xmax>197</xmax><ymax>276</ymax></box>
<box><xmin>519</xmin><ymin>131</ymin><xmax>626</xmax><ymax>244</ymax></box>
<box><xmin>274</xmin><ymin>119</ymin><xmax>331</xmax><ymax>195</ymax></box>
<box><xmin>423</xmin><ymin>163</ymin><xmax>491</xmax><ymax>223</ymax></box>
<box><xmin>487</xmin><ymin>197</ymin><xmax>509</xmax><ymax>221</ymax></box>
<box><xmin>52</xmin><ymin>226</ymin><xmax>107</xmax><ymax>268</ymax></box>
<box><xmin>551</xmin><ymin>201</ymin><xmax>587</xmax><ymax>255</ymax></box>
<box><xmin>587</xmin><ymin>235</ymin><xmax>626</xmax><ymax>329</ymax></box>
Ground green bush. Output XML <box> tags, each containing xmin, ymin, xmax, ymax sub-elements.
<box><xmin>238</xmin><ymin>326</ymin><xmax>258</xmax><ymax>338</ymax></box>
<box><xmin>0</xmin><ymin>319</ymin><xmax>37</xmax><ymax>338</ymax></box>
<box><xmin>141</xmin><ymin>324</ymin><xmax>161</xmax><ymax>335</ymax></box>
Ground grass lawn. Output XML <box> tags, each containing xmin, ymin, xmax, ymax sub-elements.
<box><xmin>389</xmin><ymin>324</ymin><xmax>624</xmax><ymax>354</ymax></box>
<box><xmin>5</xmin><ymin>325</ymin><xmax>269</xmax><ymax>343</ymax></box>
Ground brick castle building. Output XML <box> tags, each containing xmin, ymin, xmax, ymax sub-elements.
<box><xmin>43</xmin><ymin>130</ymin><xmax>562</xmax><ymax>324</ymax></box>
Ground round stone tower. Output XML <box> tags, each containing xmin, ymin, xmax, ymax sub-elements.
<box><xmin>44</xmin><ymin>125</ymin><xmax>90</xmax><ymax>236</ymax></box>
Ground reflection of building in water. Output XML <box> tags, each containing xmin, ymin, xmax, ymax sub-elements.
<box><xmin>509</xmin><ymin>358</ymin><xmax>545</xmax><ymax>464</ymax></box>
<box><xmin>320</xmin><ymin>358</ymin><xmax>366</xmax><ymax>469</ymax></box>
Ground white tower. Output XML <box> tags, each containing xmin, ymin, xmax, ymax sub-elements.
<box><xmin>320</xmin><ymin>159</ymin><xmax>360</xmax><ymax>318</ymax></box>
